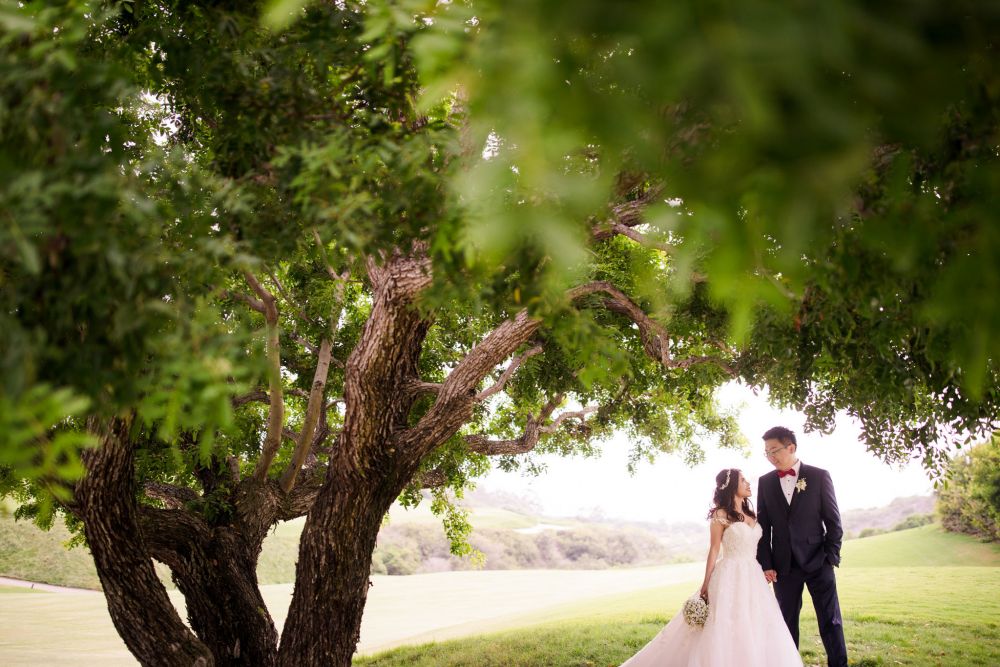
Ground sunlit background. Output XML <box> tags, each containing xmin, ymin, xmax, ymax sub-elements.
<box><xmin>480</xmin><ymin>383</ymin><xmax>935</xmax><ymax>524</ymax></box>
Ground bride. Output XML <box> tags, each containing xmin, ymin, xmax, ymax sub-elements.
<box><xmin>621</xmin><ymin>468</ymin><xmax>803</xmax><ymax>666</ymax></box>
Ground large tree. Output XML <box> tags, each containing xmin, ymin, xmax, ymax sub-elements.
<box><xmin>2</xmin><ymin>1</ymin><xmax>999</xmax><ymax>665</ymax></box>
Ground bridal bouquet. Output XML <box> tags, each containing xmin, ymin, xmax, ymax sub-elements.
<box><xmin>682</xmin><ymin>594</ymin><xmax>709</xmax><ymax>627</ymax></box>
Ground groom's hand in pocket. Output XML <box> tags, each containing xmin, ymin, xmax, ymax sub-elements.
<box><xmin>763</xmin><ymin>569</ymin><xmax>777</xmax><ymax>583</ymax></box>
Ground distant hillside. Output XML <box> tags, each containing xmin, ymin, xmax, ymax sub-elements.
<box><xmin>0</xmin><ymin>492</ymin><xmax>940</xmax><ymax>589</ymax></box>
<box><xmin>841</xmin><ymin>495</ymin><xmax>935</xmax><ymax>537</ymax></box>
<box><xmin>371</xmin><ymin>490</ymin><xmax>691</xmax><ymax>574</ymax></box>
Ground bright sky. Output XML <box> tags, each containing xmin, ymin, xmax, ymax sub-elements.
<box><xmin>478</xmin><ymin>382</ymin><xmax>936</xmax><ymax>524</ymax></box>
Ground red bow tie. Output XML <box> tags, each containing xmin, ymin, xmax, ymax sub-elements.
<box><xmin>777</xmin><ymin>468</ymin><xmax>797</xmax><ymax>478</ymax></box>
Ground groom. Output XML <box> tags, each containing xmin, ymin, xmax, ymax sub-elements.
<box><xmin>756</xmin><ymin>426</ymin><xmax>848</xmax><ymax>667</ymax></box>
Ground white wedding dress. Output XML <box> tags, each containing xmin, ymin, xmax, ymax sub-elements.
<box><xmin>621</xmin><ymin>519</ymin><xmax>803</xmax><ymax>666</ymax></box>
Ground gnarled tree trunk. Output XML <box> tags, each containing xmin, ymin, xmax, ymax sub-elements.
<box><xmin>277</xmin><ymin>470</ymin><xmax>399</xmax><ymax>666</ymax></box>
<box><xmin>142</xmin><ymin>508</ymin><xmax>279</xmax><ymax>667</ymax></box>
<box><xmin>279</xmin><ymin>253</ymin><xmax>435</xmax><ymax>665</ymax></box>
<box><xmin>76</xmin><ymin>417</ymin><xmax>213</xmax><ymax>666</ymax></box>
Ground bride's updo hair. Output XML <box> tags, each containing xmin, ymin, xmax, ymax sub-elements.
<box><xmin>707</xmin><ymin>468</ymin><xmax>756</xmax><ymax>524</ymax></box>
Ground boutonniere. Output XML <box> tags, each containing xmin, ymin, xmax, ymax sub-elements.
<box><xmin>795</xmin><ymin>477</ymin><xmax>807</xmax><ymax>493</ymax></box>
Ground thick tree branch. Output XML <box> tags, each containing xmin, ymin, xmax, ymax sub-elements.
<box><xmin>137</xmin><ymin>501</ymin><xmax>280</xmax><ymax>664</ymax></box>
<box><xmin>221</xmin><ymin>289</ymin><xmax>266</xmax><ymax>314</ymax></box>
<box><xmin>539</xmin><ymin>405</ymin><xmax>599</xmax><ymax>433</ymax></box>
<box><xmin>246</xmin><ymin>271</ymin><xmax>286</xmax><ymax>483</ymax></box>
<box><xmin>464</xmin><ymin>393</ymin><xmax>564</xmax><ymax>456</ymax></box>
<box><xmin>76</xmin><ymin>417</ymin><xmax>212</xmax><ymax>665</ymax></box>
<box><xmin>232</xmin><ymin>389</ymin><xmax>269</xmax><ymax>408</ymax></box>
<box><xmin>568</xmin><ymin>281</ymin><xmax>736</xmax><ymax>376</ymax></box>
<box><xmin>338</xmin><ymin>250</ymin><xmax>433</xmax><ymax>469</ymax></box>
<box><xmin>569</xmin><ymin>281</ymin><xmax>672</xmax><ymax>365</ymax></box>
<box><xmin>404</xmin><ymin>379</ymin><xmax>443</xmax><ymax>398</ymax></box>
<box><xmin>476</xmin><ymin>344</ymin><xmax>543</xmax><ymax>401</ymax></box>
<box><xmin>280</xmin><ymin>338</ymin><xmax>334</xmax><ymax>493</ymax></box>
<box><xmin>416</xmin><ymin>468</ymin><xmax>448</xmax><ymax>488</ymax></box>
<box><xmin>591</xmin><ymin>184</ymin><xmax>665</xmax><ymax>240</ymax></box>
<box><xmin>464</xmin><ymin>433</ymin><xmax>537</xmax><ymax>456</ymax></box>
<box><xmin>138</xmin><ymin>506</ymin><xmax>213</xmax><ymax>566</ymax></box>
<box><xmin>400</xmin><ymin>310</ymin><xmax>542</xmax><ymax>454</ymax></box>
<box><xmin>143</xmin><ymin>481</ymin><xmax>199</xmax><ymax>510</ymax></box>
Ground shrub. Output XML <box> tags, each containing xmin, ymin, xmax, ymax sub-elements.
<box><xmin>370</xmin><ymin>550</ymin><xmax>388</xmax><ymax>576</ymax></box>
<box><xmin>370</xmin><ymin>522</ymin><xmax>672</xmax><ymax>574</ymax></box>
<box><xmin>892</xmin><ymin>513</ymin><xmax>934</xmax><ymax>531</ymax></box>
<box><xmin>380</xmin><ymin>544</ymin><xmax>422</xmax><ymax>576</ymax></box>
<box><xmin>937</xmin><ymin>437</ymin><xmax>1000</xmax><ymax>542</ymax></box>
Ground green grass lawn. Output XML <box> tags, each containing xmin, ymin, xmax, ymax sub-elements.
<box><xmin>0</xmin><ymin>585</ymin><xmax>44</xmax><ymax>594</ymax></box>
<box><xmin>3</xmin><ymin>515</ymin><xmax>998</xmax><ymax>666</ymax></box>
<box><xmin>843</xmin><ymin>523</ymin><xmax>1000</xmax><ymax>567</ymax></box>
<box><xmin>0</xmin><ymin>515</ymin><xmax>101</xmax><ymax>590</ymax></box>
<box><xmin>355</xmin><ymin>525</ymin><xmax>1000</xmax><ymax>667</ymax></box>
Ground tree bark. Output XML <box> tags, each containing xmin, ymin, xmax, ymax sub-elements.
<box><xmin>170</xmin><ymin>533</ymin><xmax>277</xmax><ymax>665</ymax></box>
<box><xmin>76</xmin><ymin>417</ymin><xmax>213</xmax><ymax>666</ymax></box>
<box><xmin>141</xmin><ymin>506</ymin><xmax>279</xmax><ymax>667</ymax></box>
<box><xmin>277</xmin><ymin>470</ymin><xmax>399</xmax><ymax>666</ymax></box>
<box><xmin>278</xmin><ymin>251</ymin><xmax>432</xmax><ymax>665</ymax></box>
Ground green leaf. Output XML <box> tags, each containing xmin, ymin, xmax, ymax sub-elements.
<box><xmin>0</xmin><ymin>7</ymin><xmax>36</xmax><ymax>33</ymax></box>
<box><xmin>261</xmin><ymin>0</ymin><xmax>311</xmax><ymax>31</ymax></box>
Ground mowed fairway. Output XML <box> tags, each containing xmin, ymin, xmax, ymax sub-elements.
<box><xmin>0</xmin><ymin>563</ymin><xmax>702</xmax><ymax>665</ymax></box>
<box><xmin>1</xmin><ymin>525</ymin><xmax>997</xmax><ymax>666</ymax></box>
<box><xmin>355</xmin><ymin>525</ymin><xmax>1000</xmax><ymax>667</ymax></box>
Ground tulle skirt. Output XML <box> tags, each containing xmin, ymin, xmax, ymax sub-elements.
<box><xmin>621</xmin><ymin>557</ymin><xmax>802</xmax><ymax>667</ymax></box>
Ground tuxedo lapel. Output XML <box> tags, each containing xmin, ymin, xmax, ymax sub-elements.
<box><xmin>787</xmin><ymin>463</ymin><xmax>807</xmax><ymax>516</ymax></box>
<box><xmin>788</xmin><ymin>482</ymin><xmax>801</xmax><ymax>515</ymax></box>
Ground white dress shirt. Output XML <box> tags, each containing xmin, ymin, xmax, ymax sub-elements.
<box><xmin>779</xmin><ymin>459</ymin><xmax>802</xmax><ymax>505</ymax></box>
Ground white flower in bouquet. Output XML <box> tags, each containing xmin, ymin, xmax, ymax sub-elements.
<box><xmin>682</xmin><ymin>594</ymin><xmax>709</xmax><ymax>627</ymax></box>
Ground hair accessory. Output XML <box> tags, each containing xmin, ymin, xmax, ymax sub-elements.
<box><xmin>718</xmin><ymin>469</ymin><xmax>732</xmax><ymax>490</ymax></box>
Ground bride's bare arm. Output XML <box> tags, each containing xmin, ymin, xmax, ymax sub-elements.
<box><xmin>699</xmin><ymin>509</ymin><xmax>727</xmax><ymax>601</ymax></box>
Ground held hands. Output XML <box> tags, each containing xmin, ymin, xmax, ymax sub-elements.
<box><xmin>763</xmin><ymin>569</ymin><xmax>778</xmax><ymax>584</ymax></box>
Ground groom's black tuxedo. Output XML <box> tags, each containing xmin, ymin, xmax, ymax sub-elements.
<box><xmin>756</xmin><ymin>463</ymin><xmax>843</xmax><ymax>574</ymax></box>
<box><xmin>757</xmin><ymin>463</ymin><xmax>848</xmax><ymax>667</ymax></box>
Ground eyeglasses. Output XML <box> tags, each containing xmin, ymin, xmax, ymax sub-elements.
<box><xmin>763</xmin><ymin>444</ymin><xmax>790</xmax><ymax>458</ymax></box>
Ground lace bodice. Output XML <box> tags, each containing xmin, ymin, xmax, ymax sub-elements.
<box><xmin>715</xmin><ymin>519</ymin><xmax>762</xmax><ymax>561</ymax></box>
